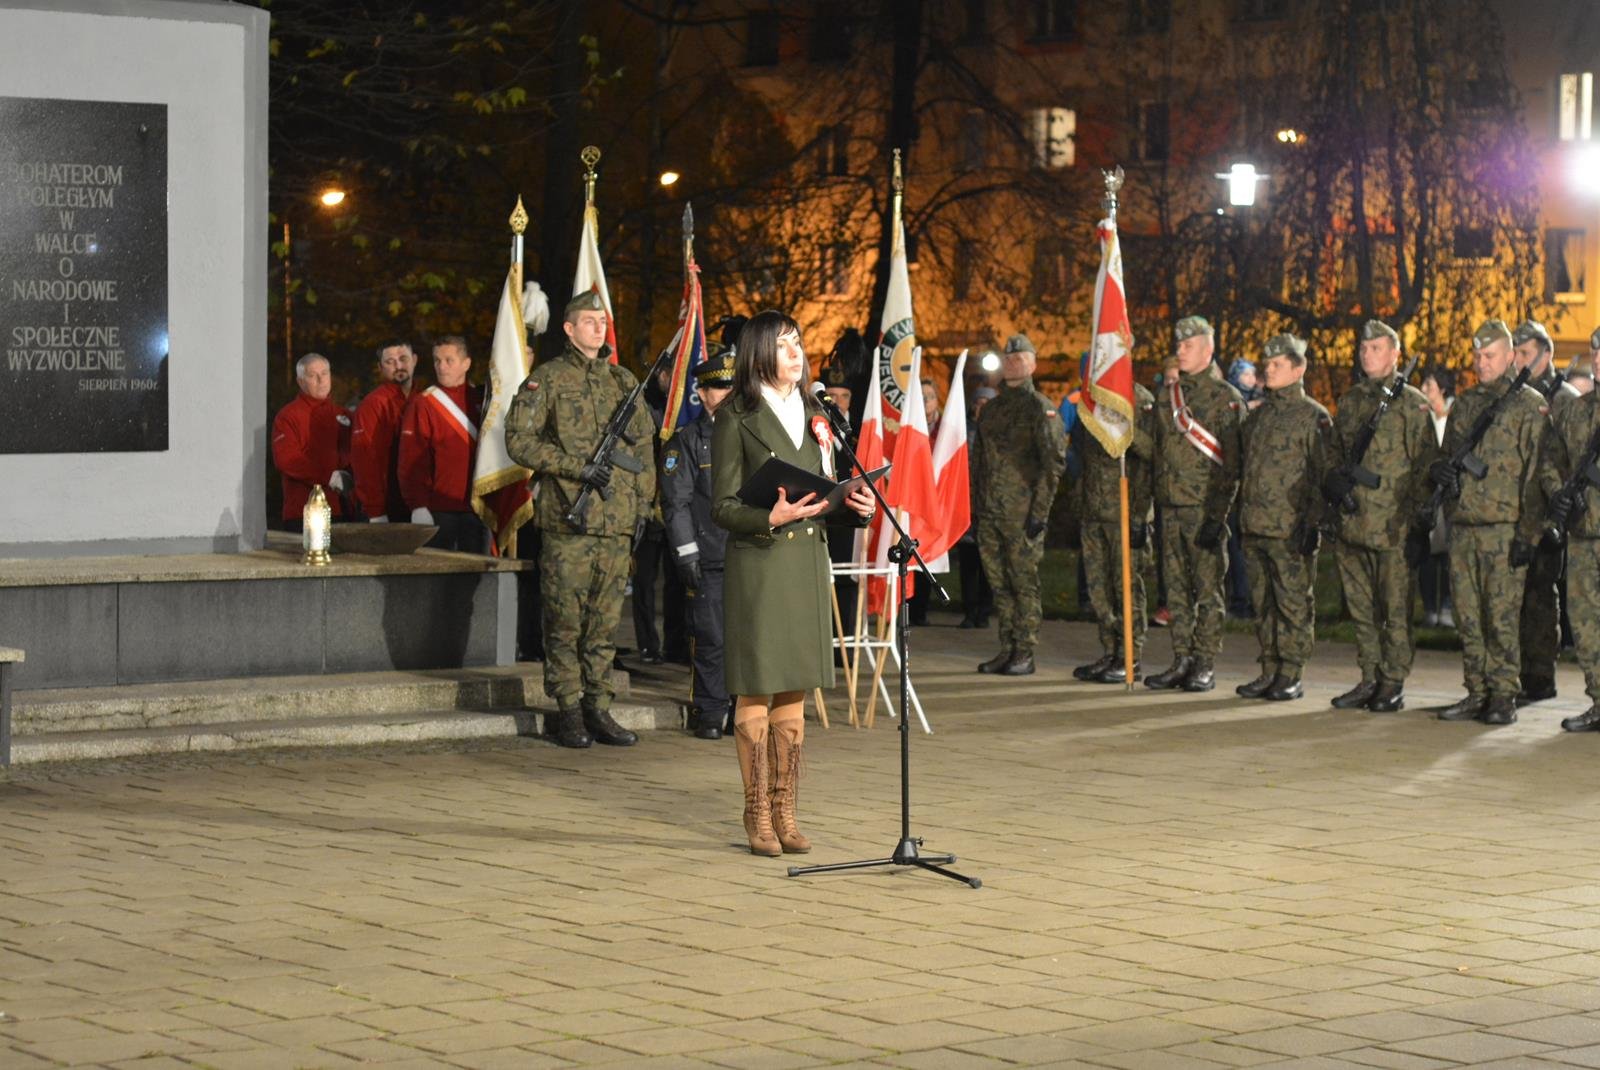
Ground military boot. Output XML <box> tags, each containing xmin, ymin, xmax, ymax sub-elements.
<box><xmin>1437</xmin><ymin>694</ymin><xmax>1487</xmax><ymax>721</ymax></box>
<box><xmin>691</xmin><ymin>708</ymin><xmax>724</xmax><ymax>741</ymax></box>
<box><xmin>583</xmin><ymin>700</ymin><xmax>638</xmax><ymax>747</ymax></box>
<box><xmin>1262</xmin><ymin>674</ymin><xmax>1303</xmax><ymax>702</ymax></box>
<box><xmin>999</xmin><ymin>652</ymin><xmax>1036</xmax><ymax>676</ymax></box>
<box><xmin>767</xmin><ymin>717</ymin><xmax>811</xmax><ymax>854</ymax></box>
<box><xmin>734</xmin><ymin>719</ymin><xmax>781</xmax><ymax>857</ymax></box>
<box><xmin>1236</xmin><ymin>671</ymin><xmax>1276</xmax><ymax>699</ymax></box>
<box><xmin>1478</xmin><ymin>696</ymin><xmax>1518</xmax><ymax>726</ymax></box>
<box><xmin>977</xmin><ymin>650</ymin><xmax>1012</xmax><ymax>674</ymax></box>
<box><xmin>1516</xmin><ymin>677</ymin><xmax>1557</xmax><ymax>707</ymax></box>
<box><xmin>1074</xmin><ymin>654</ymin><xmax>1117</xmax><ymax>681</ymax></box>
<box><xmin>547</xmin><ymin>704</ymin><xmax>592</xmax><ymax>749</ymax></box>
<box><xmin>1182</xmin><ymin>661</ymin><xmax>1216</xmax><ymax>693</ymax></box>
<box><xmin>1331</xmin><ymin>681</ymin><xmax>1378</xmax><ymax>710</ymax></box>
<box><xmin>1562</xmin><ymin>706</ymin><xmax>1600</xmax><ymax>732</ymax></box>
<box><xmin>1366</xmin><ymin>681</ymin><xmax>1405</xmax><ymax>713</ymax></box>
<box><xmin>1096</xmin><ymin>657</ymin><xmax>1140</xmax><ymax>684</ymax></box>
<box><xmin>1145</xmin><ymin>657</ymin><xmax>1193</xmax><ymax>690</ymax></box>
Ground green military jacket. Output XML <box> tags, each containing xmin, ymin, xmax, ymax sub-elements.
<box><xmin>972</xmin><ymin>378</ymin><xmax>1067</xmax><ymax>528</ymax></box>
<box><xmin>1074</xmin><ymin>382</ymin><xmax>1156</xmax><ymax>525</ymax></box>
<box><xmin>1442</xmin><ymin>374</ymin><xmax>1546</xmax><ymax>541</ymax></box>
<box><xmin>1329</xmin><ymin>373</ymin><xmax>1436</xmax><ymax>549</ymax></box>
<box><xmin>1539</xmin><ymin>390</ymin><xmax>1600</xmax><ymax>540</ymax></box>
<box><xmin>1240</xmin><ymin>381</ymin><xmax>1331</xmax><ymax>540</ymax></box>
<box><xmin>1153</xmin><ymin>367</ymin><xmax>1243</xmax><ymax>521</ymax></box>
<box><xmin>503</xmin><ymin>340</ymin><xmax>656</xmax><ymax>536</ymax></box>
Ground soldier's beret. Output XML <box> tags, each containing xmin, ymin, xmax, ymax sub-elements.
<box><xmin>1513</xmin><ymin>319</ymin><xmax>1552</xmax><ymax>349</ymax></box>
<box><xmin>1174</xmin><ymin>315</ymin><xmax>1214</xmax><ymax>341</ymax></box>
<box><xmin>819</xmin><ymin>361</ymin><xmax>851</xmax><ymax>389</ymax></box>
<box><xmin>564</xmin><ymin>290</ymin><xmax>606</xmax><ymax>318</ymax></box>
<box><xmin>1590</xmin><ymin>326</ymin><xmax>1600</xmax><ymax>351</ymax></box>
<box><xmin>1004</xmin><ymin>333</ymin><xmax>1036</xmax><ymax>355</ymax></box>
<box><xmin>1263</xmin><ymin>333</ymin><xmax>1307</xmax><ymax>360</ymax></box>
<box><xmin>1361</xmin><ymin>319</ymin><xmax>1399</xmax><ymax>344</ymax></box>
<box><xmin>1472</xmin><ymin>318</ymin><xmax>1513</xmax><ymax>349</ymax></box>
<box><xmin>692</xmin><ymin>343</ymin><xmax>735</xmax><ymax>386</ymax></box>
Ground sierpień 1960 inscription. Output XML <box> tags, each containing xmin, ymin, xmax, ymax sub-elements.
<box><xmin>0</xmin><ymin>97</ymin><xmax>169</xmax><ymax>453</ymax></box>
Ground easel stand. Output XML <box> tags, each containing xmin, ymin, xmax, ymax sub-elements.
<box><xmin>788</xmin><ymin>405</ymin><xmax>980</xmax><ymax>889</ymax></box>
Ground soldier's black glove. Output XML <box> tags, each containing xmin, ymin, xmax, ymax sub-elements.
<box><xmin>1128</xmin><ymin>521</ymin><xmax>1148</xmax><ymax>550</ymax></box>
<box><xmin>1550</xmin><ymin>486</ymin><xmax>1585</xmax><ymax>528</ymax></box>
<box><xmin>1428</xmin><ymin>458</ymin><xmax>1460</xmax><ymax>498</ymax></box>
<box><xmin>1294</xmin><ymin>521</ymin><xmax>1320</xmax><ymax>557</ymax></box>
<box><xmin>1194</xmin><ymin>519</ymin><xmax>1224</xmax><ymax>550</ymax></box>
<box><xmin>579</xmin><ymin>460</ymin><xmax>613</xmax><ymax>491</ymax></box>
<box><xmin>1403</xmin><ymin>525</ymin><xmax>1431</xmax><ymax>568</ymax></box>
<box><xmin>1024</xmin><ymin>517</ymin><xmax>1047</xmax><ymax>540</ymax></box>
<box><xmin>1509</xmin><ymin>539</ymin><xmax>1536</xmax><ymax>568</ymax></box>
<box><xmin>676</xmin><ymin>559</ymin><xmax>702</xmax><ymax>591</ymax></box>
<box><xmin>1321</xmin><ymin>468</ymin><xmax>1357</xmax><ymax>507</ymax></box>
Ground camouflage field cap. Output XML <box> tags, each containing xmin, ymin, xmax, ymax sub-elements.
<box><xmin>564</xmin><ymin>290</ymin><xmax>605</xmax><ymax>318</ymax></box>
<box><xmin>1004</xmin><ymin>332</ymin><xmax>1036</xmax><ymax>355</ymax></box>
<box><xmin>1174</xmin><ymin>315</ymin><xmax>1214</xmax><ymax>342</ymax></box>
<box><xmin>1361</xmin><ymin>319</ymin><xmax>1400</xmax><ymax>344</ymax></box>
<box><xmin>1513</xmin><ymin>319</ymin><xmax>1552</xmax><ymax>349</ymax></box>
<box><xmin>1472</xmin><ymin>318</ymin><xmax>1513</xmax><ymax>349</ymax></box>
<box><xmin>692</xmin><ymin>343</ymin><xmax>735</xmax><ymax>386</ymax></box>
<box><xmin>1263</xmin><ymin>333</ymin><xmax>1307</xmax><ymax>360</ymax></box>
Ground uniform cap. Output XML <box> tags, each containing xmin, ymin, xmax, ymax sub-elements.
<box><xmin>1590</xmin><ymin>326</ymin><xmax>1600</xmax><ymax>351</ymax></box>
<box><xmin>1004</xmin><ymin>333</ymin><xmax>1036</xmax><ymax>355</ymax></box>
<box><xmin>1174</xmin><ymin>315</ymin><xmax>1214</xmax><ymax>341</ymax></box>
<box><xmin>1361</xmin><ymin>319</ymin><xmax>1399</xmax><ymax>344</ymax></box>
<box><xmin>819</xmin><ymin>361</ymin><xmax>851</xmax><ymax>389</ymax></box>
<box><xmin>1472</xmin><ymin>318</ymin><xmax>1513</xmax><ymax>349</ymax></box>
<box><xmin>691</xmin><ymin>343</ymin><xmax>735</xmax><ymax>386</ymax></box>
<box><xmin>1262</xmin><ymin>333</ymin><xmax>1307</xmax><ymax>359</ymax></box>
<box><xmin>564</xmin><ymin>290</ymin><xmax>606</xmax><ymax>318</ymax></box>
<box><xmin>1513</xmin><ymin>319</ymin><xmax>1552</xmax><ymax>348</ymax></box>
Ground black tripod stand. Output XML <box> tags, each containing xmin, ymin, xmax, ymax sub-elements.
<box><xmin>787</xmin><ymin>398</ymin><xmax>981</xmax><ymax>889</ymax></box>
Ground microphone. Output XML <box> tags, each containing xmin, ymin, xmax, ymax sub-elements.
<box><xmin>809</xmin><ymin>380</ymin><xmax>853</xmax><ymax>436</ymax></box>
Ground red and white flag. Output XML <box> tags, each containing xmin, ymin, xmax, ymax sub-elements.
<box><xmin>573</xmin><ymin>200</ymin><xmax>620</xmax><ymax>364</ymax></box>
<box><xmin>470</xmin><ymin>270</ymin><xmax>535</xmax><ymax>557</ymax></box>
<box><xmin>868</xmin><ymin>346</ymin><xmax>940</xmax><ymax>611</ymax></box>
<box><xmin>1080</xmin><ymin>215</ymin><xmax>1135</xmax><ymax>456</ymax></box>
<box><xmin>922</xmin><ymin>350</ymin><xmax>970</xmax><ymax>568</ymax></box>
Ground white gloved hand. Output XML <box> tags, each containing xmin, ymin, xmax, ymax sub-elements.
<box><xmin>368</xmin><ymin>516</ymin><xmax>389</xmax><ymax>524</ymax></box>
<box><xmin>411</xmin><ymin>507</ymin><xmax>435</xmax><ymax>526</ymax></box>
<box><xmin>327</xmin><ymin>470</ymin><xmax>352</xmax><ymax>493</ymax></box>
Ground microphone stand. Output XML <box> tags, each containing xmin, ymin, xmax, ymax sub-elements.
<box><xmin>788</xmin><ymin>395</ymin><xmax>981</xmax><ymax>889</ymax></box>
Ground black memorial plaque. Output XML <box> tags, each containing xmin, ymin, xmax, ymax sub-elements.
<box><xmin>0</xmin><ymin>97</ymin><xmax>169</xmax><ymax>453</ymax></box>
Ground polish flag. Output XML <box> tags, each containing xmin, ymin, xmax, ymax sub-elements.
<box><xmin>573</xmin><ymin>200</ymin><xmax>620</xmax><ymax>364</ymax></box>
<box><xmin>869</xmin><ymin>346</ymin><xmax>940</xmax><ymax>611</ymax></box>
<box><xmin>921</xmin><ymin>350</ymin><xmax>970</xmax><ymax>568</ymax></box>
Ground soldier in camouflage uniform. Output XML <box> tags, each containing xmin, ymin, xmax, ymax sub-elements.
<box><xmin>1072</xmin><ymin>374</ymin><xmax>1156</xmax><ymax>684</ymax></box>
<box><xmin>504</xmin><ymin>292</ymin><xmax>656</xmax><ymax>749</ymax></box>
<box><xmin>1543</xmin><ymin>340</ymin><xmax>1600</xmax><ymax>732</ymax></box>
<box><xmin>972</xmin><ymin>332</ymin><xmax>1067</xmax><ymax>676</ymax></box>
<box><xmin>1146</xmin><ymin>316</ymin><xmax>1243</xmax><ymax>693</ymax></box>
<box><xmin>1512</xmin><ymin>320</ymin><xmax>1563</xmax><ymax>704</ymax></box>
<box><xmin>1237</xmin><ymin>334</ymin><xmax>1331</xmax><ymax>702</ymax></box>
<box><xmin>1431</xmin><ymin>319</ymin><xmax>1549</xmax><ymax>727</ymax></box>
<box><xmin>1322</xmin><ymin>320</ymin><xmax>1437</xmax><ymax>713</ymax></box>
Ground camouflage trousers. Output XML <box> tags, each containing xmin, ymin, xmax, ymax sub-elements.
<box><xmin>1082</xmin><ymin>521</ymin><xmax>1147</xmax><ymax>657</ymax></box>
<box><xmin>1243</xmin><ymin>536</ymin><xmax>1316</xmax><ymax>679</ymax></box>
<box><xmin>539</xmin><ymin>530</ymin><xmax>630</xmax><ymax>710</ymax></box>
<box><xmin>1565</xmin><ymin>538</ymin><xmax>1600</xmax><ymax>704</ymax></box>
<box><xmin>1335</xmin><ymin>541</ymin><xmax>1415</xmax><ymax>684</ymax></box>
<box><xmin>977</xmin><ymin>515</ymin><xmax>1045</xmax><ymax>658</ymax></box>
<box><xmin>1520</xmin><ymin>539</ymin><xmax>1563</xmax><ymax>684</ymax></box>
<box><xmin>1450</xmin><ymin>523</ymin><xmax>1526</xmax><ymax>699</ymax></box>
<box><xmin>1159</xmin><ymin>505</ymin><xmax>1227</xmax><ymax>665</ymax></box>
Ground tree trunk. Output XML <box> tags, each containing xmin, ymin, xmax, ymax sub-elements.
<box><xmin>865</xmin><ymin>0</ymin><xmax>922</xmax><ymax>342</ymax></box>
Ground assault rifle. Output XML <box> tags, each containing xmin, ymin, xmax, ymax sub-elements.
<box><xmin>1545</xmin><ymin>424</ymin><xmax>1600</xmax><ymax>545</ymax></box>
<box><xmin>1332</xmin><ymin>354</ymin><xmax>1420</xmax><ymax>516</ymax></box>
<box><xmin>1536</xmin><ymin>351</ymin><xmax>1586</xmax><ymax>400</ymax></box>
<box><xmin>1426</xmin><ymin>364</ymin><xmax>1534</xmax><ymax>514</ymax></box>
<box><xmin>563</xmin><ymin>348</ymin><xmax>674</xmax><ymax>533</ymax></box>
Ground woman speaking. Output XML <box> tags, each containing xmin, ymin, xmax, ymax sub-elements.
<box><xmin>711</xmin><ymin>311</ymin><xmax>875</xmax><ymax>856</ymax></box>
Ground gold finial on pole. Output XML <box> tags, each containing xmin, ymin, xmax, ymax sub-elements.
<box><xmin>509</xmin><ymin>196</ymin><xmax>529</xmax><ymax>236</ymax></box>
<box><xmin>1101</xmin><ymin>165</ymin><xmax>1125</xmax><ymax>221</ymax></box>
<box><xmin>891</xmin><ymin>148</ymin><xmax>905</xmax><ymax>238</ymax></box>
<box><xmin>509</xmin><ymin>196</ymin><xmax>528</xmax><ymax>276</ymax></box>
<box><xmin>581</xmin><ymin>145</ymin><xmax>601</xmax><ymax>206</ymax></box>
<box><xmin>682</xmin><ymin>201</ymin><xmax>695</xmax><ymax>266</ymax></box>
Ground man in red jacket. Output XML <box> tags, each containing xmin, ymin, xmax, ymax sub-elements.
<box><xmin>271</xmin><ymin>353</ymin><xmax>351</xmax><ymax>530</ymax></box>
<box><xmin>350</xmin><ymin>340</ymin><xmax>419</xmax><ymax>522</ymax></box>
<box><xmin>398</xmin><ymin>335</ymin><xmax>487</xmax><ymax>552</ymax></box>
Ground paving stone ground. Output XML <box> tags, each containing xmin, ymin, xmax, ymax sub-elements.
<box><xmin>7</xmin><ymin>614</ymin><xmax>1600</xmax><ymax>1069</ymax></box>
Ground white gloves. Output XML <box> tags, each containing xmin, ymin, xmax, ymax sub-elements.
<box><xmin>327</xmin><ymin>470</ymin><xmax>352</xmax><ymax>493</ymax></box>
<box><xmin>369</xmin><ymin>516</ymin><xmax>389</xmax><ymax>524</ymax></box>
<box><xmin>411</xmin><ymin>507</ymin><xmax>435</xmax><ymax>525</ymax></box>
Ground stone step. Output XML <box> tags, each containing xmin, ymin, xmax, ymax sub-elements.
<box><xmin>12</xmin><ymin>664</ymin><xmax>635</xmax><ymax>735</ymax></box>
<box><xmin>11</xmin><ymin>704</ymin><xmax>680</xmax><ymax>765</ymax></box>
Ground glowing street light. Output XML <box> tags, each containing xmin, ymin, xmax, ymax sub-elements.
<box><xmin>659</xmin><ymin>170</ymin><xmax>680</xmax><ymax>187</ymax></box>
<box><xmin>1217</xmin><ymin>163</ymin><xmax>1267</xmax><ymax>207</ymax></box>
<box><xmin>1569</xmin><ymin>144</ymin><xmax>1600</xmax><ymax>197</ymax></box>
<box><xmin>1275</xmin><ymin>128</ymin><xmax>1302</xmax><ymax>144</ymax></box>
<box><xmin>318</xmin><ymin>188</ymin><xmax>347</xmax><ymax>207</ymax></box>
<box><xmin>980</xmin><ymin>351</ymin><xmax>1002</xmax><ymax>373</ymax></box>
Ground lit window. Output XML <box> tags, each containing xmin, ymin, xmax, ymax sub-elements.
<box><xmin>1561</xmin><ymin>73</ymin><xmax>1594</xmax><ymax>141</ymax></box>
<box><xmin>1028</xmin><ymin>107</ymin><xmax>1075</xmax><ymax>169</ymax></box>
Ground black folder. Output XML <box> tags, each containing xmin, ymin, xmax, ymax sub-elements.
<box><xmin>736</xmin><ymin>458</ymin><xmax>891</xmax><ymax>515</ymax></box>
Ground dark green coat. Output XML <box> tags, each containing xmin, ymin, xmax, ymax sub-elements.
<box><xmin>710</xmin><ymin>394</ymin><xmax>839</xmax><ymax>696</ymax></box>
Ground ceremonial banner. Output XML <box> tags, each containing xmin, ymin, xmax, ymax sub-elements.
<box><xmin>659</xmin><ymin>246</ymin><xmax>705</xmax><ymax>439</ymax></box>
<box><xmin>923</xmin><ymin>350</ymin><xmax>971</xmax><ymax>567</ymax></box>
<box><xmin>470</xmin><ymin>271</ymin><xmax>533</xmax><ymax>556</ymax></box>
<box><xmin>1080</xmin><ymin>215</ymin><xmax>1135</xmax><ymax>458</ymax></box>
<box><xmin>573</xmin><ymin>200</ymin><xmax>619</xmax><ymax>364</ymax></box>
<box><xmin>874</xmin><ymin>197</ymin><xmax>916</xmax><ymax>437</ymax></box>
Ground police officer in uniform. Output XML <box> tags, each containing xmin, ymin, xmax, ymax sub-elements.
<box><xmin>504</xmin><ymin>292</ymin><xmax>655</xmax><ymax>748</ymax></box>
<box><xmin>1147</xmin><ymin>316</ymin><xmax>1244</xmax><ymax>693</ymax></box>
<box><xmin>972</xmin><ymin>332</ymin><xmax>1068</xmax><ymax>676</ymax></box>
<box><xmin>1236</xmin><ymin>334</ymin><xmax>1331</xmax><ymax>701</ymax></box>
<box><xmin>662</xmin><ymin>345</ymin><xmax>735</xmax><ymax>740</ymax></box>
<box><xmin>1512</xmin><ymin>320</ymin><xmax>1563</xmax><ymax>704</ymax></box>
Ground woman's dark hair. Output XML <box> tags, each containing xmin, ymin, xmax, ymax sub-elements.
<box><xmin>1421</xmin><ymin>364</ymin><xmax>1456</xmax><ymax>399</ymax></box>
<box><xmin>732</xmin><ymin>309</ymin><xmax>818</xmax><ymax>413</ymax></box>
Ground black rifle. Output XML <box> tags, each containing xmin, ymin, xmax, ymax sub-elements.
<box><xmin>1536</xmin><ymin>352</ymin><xmax>1585</xmax><ymax>400</ymax></box>
<box><xmin>1332</xmin><ymin>354</ymin><xmax>1420</xmax><ymax>515</ymax></box>
<box><xmin>1545</xmin><ymin>424</ymin><xmax>1600</xmax><ymax>544</ymax></box>
<box><xmin>1426</xmin><ymin>364</ymin><xmax>1534</xmax><ymax>514</ymax></box>
<box><xmin>563</xmin><ymin>348</ymin><xmax>673</xmax><ymax>532</ymax></box>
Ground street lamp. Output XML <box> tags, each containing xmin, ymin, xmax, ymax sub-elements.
<box><xmin>979</xmin><ymin>351</ymin><xmax>1001</xmax><ymax>373</ymax></box>
<box><xmin>318</xmin><ymin>188</ymin><xmax>347</xmax><ymax>207</ymax></box>
<box><xmin>658</xmin><ymin>170</ymin><xmax>680</xmax><ymax>188</ymax></box>
<box><xmin>1569</xmin><ymin>144</ymin><xmax>1600</xmax><ymax>198</ymax></box>
<box><xmin>282</xmin><ymin>189</ymin><xmax>350</xmax><ymax>385</ymax></box>
<box><xmin>1217</xmin><ymin>162</ymin><xmax>1266</xmax><ymax>207</ymax></box>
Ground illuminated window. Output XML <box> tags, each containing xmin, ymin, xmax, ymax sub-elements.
<box><xmin>1561</xmin><ymin>73</ymin><xmax>1594</xmax><ymax>141</ymax></box>
<box><xmin>1028</xmin><ymin>107</ymin><xmax>1075</xmax><ymax>169</ymax></box>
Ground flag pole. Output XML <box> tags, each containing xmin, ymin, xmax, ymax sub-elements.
<box><xmin>509</xmin><ymin>196</ymin><xmax>527</xmax><ymax>310</ymax></box>
<box><xmin>581</xmin><ymin>144</ymin><xmax>600</xmax><ymax>208</ymax></box>
<box><xmin>1100</xmin><ymin>167</ymin><xmax>1136</xmax><ymax>693</ymax></box>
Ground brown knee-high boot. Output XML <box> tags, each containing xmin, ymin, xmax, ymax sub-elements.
<box><xmin>768</xmin><ymin>716</ymin><xmax>811</xmax><ymax>854</ymax></box>
<box><xmin>735</xmin><ymin>719</ymin><xmax>781</xmax><ymax>856</ymax></box>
